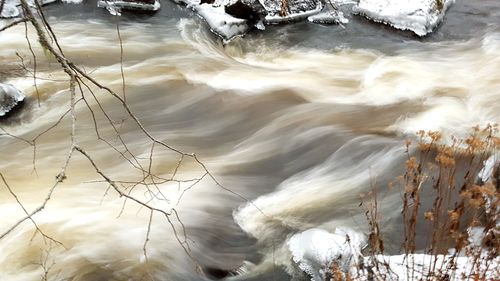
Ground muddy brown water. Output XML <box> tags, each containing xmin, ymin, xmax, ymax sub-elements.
<box><xmin>0</xmin><ymin>0</ymin><xmax>499</xmax><ymax>280</ymax></box>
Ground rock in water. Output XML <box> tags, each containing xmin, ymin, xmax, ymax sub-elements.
<box><xmin>225</xmin><ymin>0</ymin><xmax>267</xmax><ymax>25</ymax></box>
<box><xmin>1</xmin><ymin>0</ymin><xmax>59</xmax><ymax>19</ymax></box>
<box><xmin>308</xmin><ymin>10</ymin><xmax>349</xmax><ymax>24</ymax></box>
<box><xmin>0</xmin><ymin>83</ymin><xmax>25</xmax><ymax>117</ymax></box>
<box><xmin>353</xmin><ymin>0</ymin><xmax>455</xmax><ymax>36</ymax></box>
<box><xmin>61</xmin><ymin>0</ymin><xmax>84</xmax><ymax>4</ymax></box>
<box><xmin>263</xmin><ymin>0</ymin><xmax>323</xmax><ymax>24</ymax></box>
<box><xmin>0</xmin><ymin>3</ymin><xmax>21</xmax><ymax>18</ymax></box>
<box><xmin>287</xmin><ymin>228</ymin><xmax>366</xmax><ymax>281</ymax></box>
<box><xmin>193</xmin><ymin>3</ymin><xmax>250</xmax><ymax>41</ymax></box>
<box><xmin>97</xmin><ymin>0</ymin><xmax>161</xmax><ymax>16</ymax></box>
<box><xmin>178</xmin><ymin>0</ymin><xmax>325</xmax><ymax>40</ymax></box>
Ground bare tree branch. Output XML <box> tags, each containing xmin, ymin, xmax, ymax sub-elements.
<box><xmin>116</xmin><ymin>22</ymin><xmax>126</xmax><ymax>103</ymax></box>
<box><xmin>23</xmin><ymin>19</ymin><xmax>40</xmax><ymax>106</ymax></box>
<box><xmin>0</xmin><ymin>3</ymin><xmax>268</xmax><ymax>275</ymax></box>
<box><xmin>143</xmin><ymin>209</ymin><xmax>153</xmax><ymax>261</ymax></box>
<box><xmin>0</xmin><ymin>18</ymin><xmax>28</xmax><ymax>32</ymax></box>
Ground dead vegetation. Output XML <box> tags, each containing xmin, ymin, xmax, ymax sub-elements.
<box><xmin>354</xmin><ymin>126</ymin><xmax>499</xmax><ymax>281</ymax></box>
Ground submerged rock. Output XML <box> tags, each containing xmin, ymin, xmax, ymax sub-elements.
<box><xmin>0</xmin><ymin>83</ymin><xmax>25</xmax><ymax>117</ymax></box>
<box><xmin>353</xmin><ymin>0</ymin><xmax>455</xmax><ymax>36</ymax></box>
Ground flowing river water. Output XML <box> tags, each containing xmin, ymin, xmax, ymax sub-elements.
<box><xmin>0</xmin><ymin>0</ymin><xmax>499</xmax><ymax>280</ymax></box>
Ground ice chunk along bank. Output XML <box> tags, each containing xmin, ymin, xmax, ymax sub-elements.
<box><xmin>353</xmin><ymin>0</ymin><xmax>455</xmax><ymax>36</ymax></box>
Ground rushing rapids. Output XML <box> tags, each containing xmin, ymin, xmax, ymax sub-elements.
<box><xmin>0</xmin><ymin>0</ymin><xmax>499</xmax><ymax>280</ymax></box>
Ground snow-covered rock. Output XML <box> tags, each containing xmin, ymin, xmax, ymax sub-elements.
<box><xmin>174</xmin><ymin>0</ymin><xmax>455</xmax><ymax>39</ymax></box>
<box><xmin>288</xmin><ymin>228</ymin><xmax>366</xmax><ymax>281</ymax></box>
<box><xmin>0</xmin><ymin>2</ymin><xmax>21</xmax><ymax>18</ymax></box>
<box><xmin>192</xmin><ymin>3</ymin><xmax>250</xmax><ymax>41</ymax></box>
<box><xmin>0</xmin><ymin>83</ymin><xmax>25</xmax><ymax>117</ymax></box>
<box><xmin>38</xmin><ymin>0</ymin><xmax>57</xmax><ymax>5</ymax></box>
<box><xmin>61</xmin><ymin>0</ymin><xmax>84</xmax><ymax>4</ymax></box>
<box><xmin>97</xmin><ymin>0</ymin><xmax>160</xmax><ymax>16</ymax></box>
<box><xmin>263</xmin><ymin>0</ymin><xmax>323</xmax><ymax>24</ymax></box>
<box><xmin>0</xmin><ymin>0</ymin><xmax>58</xmax><ymax>19</ymax></box>
<box><xmin>181</xmin><ymin>0</ymin><xmax>325</xmax><ymax>40</ymax></box>
<box><xmin>174</xmin><ymin>0</ymin><xmax>255</xmax><ymax>40</ymax></box>
<box><xmin>225</xmin><ymin>0</ymin><xmax>267</xmax><ymax>23</ymax></box>
<box><xmin>353</xmin><ymin>0</ymin><xmax>455</xmax><ymax>36</ymax></box>
<box><xmin>177</xmin><ymin>0</ymin><xmax>359</xmax><ymax>40</ymax></box>
<box><xmin>307</xmin><ymin>9</ymin><xmax>348</xmax><ymax>24</ymax></box>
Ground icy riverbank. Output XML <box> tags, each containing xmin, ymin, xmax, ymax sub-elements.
<box><xmin>174</xmin><ymin>0</ymin><xmax>455</xmax><ymax>40</ymax></box>
<box><xmin>287</xmin><ymin>228</ymin><xmax>499</xmax><ymax>281</ymax></box>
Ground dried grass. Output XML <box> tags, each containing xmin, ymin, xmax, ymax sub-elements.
<box><xmin>353</xmin><ymin>125</ymin><xmax>499</xmax><ymax>280</ymax></box>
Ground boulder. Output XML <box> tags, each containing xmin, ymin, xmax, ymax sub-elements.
<box><xmin>0</xmin><ymin>83</ymin><xmax>25</xmax><ymax>117</ymax></box>
<box><xmin>225</xmin><ymin>0</ymin><xmax>267</xmax><ymax>25</ymax></box>
<box><xmin>353</xmin><ymin>0</ymin><xmax>455</xmax><ymax>36</ymax></box>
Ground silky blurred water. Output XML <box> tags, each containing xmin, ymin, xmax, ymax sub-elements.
<box><xmin>0</xmin><ymin>0</ymin><xmax>499</xmax><ymax>280</ymax></box>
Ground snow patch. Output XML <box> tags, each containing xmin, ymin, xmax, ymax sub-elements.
<box><xmin>353</xmin><ymin>0</ymin><xmax>455</xmax><ymax>36</ymax></box>
<box><xmin>355</xmin><ymin>253</ymin><xmax>500</xmax><ymax>280</ymax></box>
<box><xmin>288</xmin><ymin>227</ymin><xmax>499</xmax><ymax>281</ymax></box>
<box><xmin>288</xmin><ymin>228</ymin><xmax>366</xmax><ymax>281</ymax></box>
<box><xmin>479</xmin><ymin>153</ymin><xmax>499</xmax><ymax>184</ymax></box>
